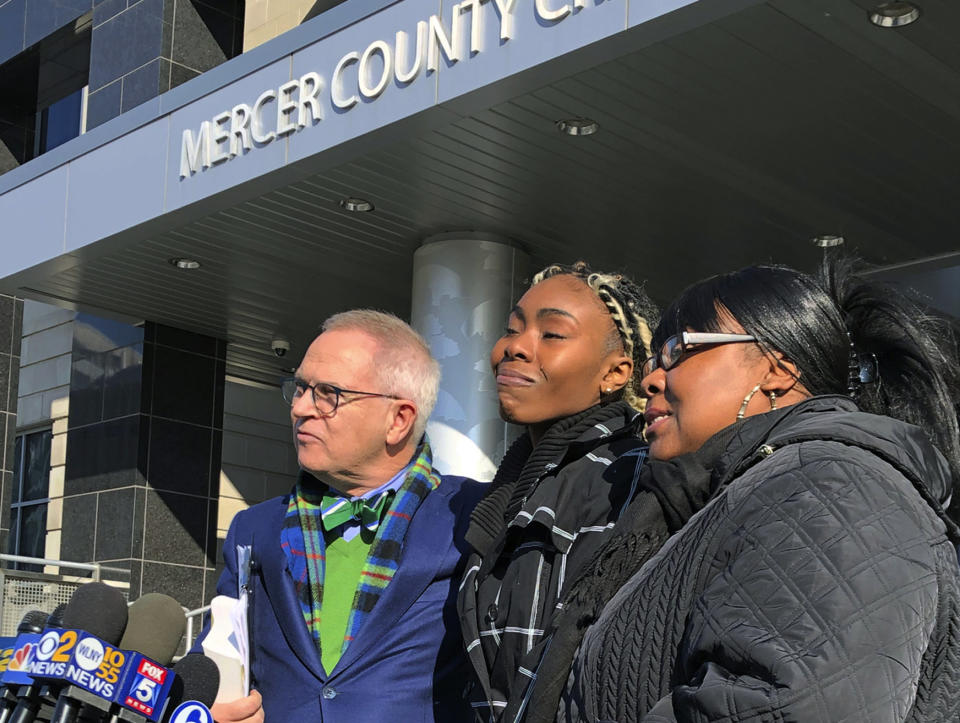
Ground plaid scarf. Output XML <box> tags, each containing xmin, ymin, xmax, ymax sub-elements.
<box><xmin>280</xmin><ymin>440</ymin><xmax>442</xmax><ymax>662</ymax></box>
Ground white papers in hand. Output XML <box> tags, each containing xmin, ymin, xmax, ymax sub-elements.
<box><xmin>202</xmin><ymin>595</ymin><xmax>249</xmax><ymax>703</ymax></box>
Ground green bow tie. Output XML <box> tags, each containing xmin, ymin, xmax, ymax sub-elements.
<box><xmin>320</xmin><ymin>490</ymin><xmax>393</xmax><ymax>533</ymax></box>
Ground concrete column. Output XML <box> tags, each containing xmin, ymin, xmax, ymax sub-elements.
<box><xmin>411</xmin><ymin>234</ymin><xmax>529</xmax><ymax>481</ymax></box>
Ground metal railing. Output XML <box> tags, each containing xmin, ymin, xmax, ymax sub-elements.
<box><xmin>0</xmin><ymin>554</ymin><xmax>131</xmax><ymax>580</ymax></box>
<box><xmin>0</xmin><ymin>555</ymin><xmax>211</xmax><ymax>657</ymax></box>
<box><xmin>0</xmin><ymin>554</ymin><xmax>131</xmax><ymax>636</ymax></box>
<box><xmin>184</xmin><ymin>604</ymin><xmax>211</xmax><ymax>649</ymax></box>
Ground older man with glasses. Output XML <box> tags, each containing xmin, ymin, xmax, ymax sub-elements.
<box><xmin>206</xmin><ymin>310</ymin><xmax>483</xmax><ymax>723</ymax></box>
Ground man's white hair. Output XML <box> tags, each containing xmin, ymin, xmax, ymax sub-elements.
<box><xmin>322</xmin><ymin>309</ymin><xmax>440</xmax><ymax>441</ymax></box>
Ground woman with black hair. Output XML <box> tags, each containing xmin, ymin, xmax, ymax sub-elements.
<box><xmin>458</xmin><ymin>261</ymin><xmax>658</xmax><ymax>721</ymax></box>
<box><xmin>535</xmin><ymin>259</ymin><xmax>960</xmax><ymax>723</ymax></box>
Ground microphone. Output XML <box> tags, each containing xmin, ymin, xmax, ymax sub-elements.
<box><xmin>46</xmin><ymin>605</ymin><xmax>67</xmax><ymax>629</ymax></box>
<box><xmin>62</xmin><ymin>584</ymin><xmax>128</xmax><ymax>646</ymax></box>
<box><xmin>14</xmin><ymin>582</ymin><xmax>129</xmax><ymax>723</ymax></box>
<box><xmin>168</xmin><ymin>655</ymin><xmax>219</xmax><ymax>711</ymax></box>
<box><xmin>157</xmin><ymin>655</ymin><xmax>219</xmax><ymax>723</ymax></box>
<box><xmin>0</xmin><ymin>612</ymin><xmax>49</xmax><ymax>723</ymax></box>
<box><xmin>93</xmin><ymin>595</ymin><xmax>187</xmax><ymax>723</ymax></box>
<box><xmin>15</xmin><ymin>612</ymin><xmax>47</xmax><ymax>636</ymax></box>
<box><xmin>119</xmin><ymin>595</ymin><xmax>186</xmax><ymax>667</ymax></box>
<box><xmin>50</xmin><ymin>591</ymin><xmax>184</xmax><ymax>723</ymax></box>
<box><xmin>108</xmin><ymin>654</ymin><xmax>219</xmax><ymax>723</ymax></box>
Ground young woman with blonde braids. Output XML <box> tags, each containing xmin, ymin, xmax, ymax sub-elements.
<box><xmin>457</xmin><ymin>261</ymin><xmax>658</xmax><ymax>721</ymax></box>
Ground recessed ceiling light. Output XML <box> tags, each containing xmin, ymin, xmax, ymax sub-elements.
<box><xmin>812</xmin><ymin>235</ymin><xmax>845</xmax><ymax>248</ymax></box>
<box><xmin>169</xmin><ymin>257</ymin><xmax>201</xmax><ymax>269</ymax></box>
<box><xmin>339</xmin><ymin>197</ymin><xmax>374</xmax><ymax>212</ymax></box>
<box><xmin>869</xmin><ymin>2</ymin><xmax>920</xmax><ymax>27</ymax></box>
<box><xmin>555</xmin><ymin>118</ymin><xmax>599</xmax><ymax>137</ymax></box>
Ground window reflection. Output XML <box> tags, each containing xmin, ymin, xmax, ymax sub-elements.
<box><xmin>8</xmin><ymin>429</ymin><xmax>52</xmax><ymax>572</ymax></box>
<box><xmin>38</xmin><ymin>88</ymin><xmax>84</xmax><ymax>153</ymax></box>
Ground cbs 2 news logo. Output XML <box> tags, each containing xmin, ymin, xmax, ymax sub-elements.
<box><xmin>35</xmin><ymin>629</ymin><xmax>126</xmax><ymax>683</ymax></box>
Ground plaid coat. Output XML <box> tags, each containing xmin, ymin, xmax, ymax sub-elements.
<box><xmin>458</xmin><ymin>402</ymin><xmax>648</xmax><ymax>721</ymax></box>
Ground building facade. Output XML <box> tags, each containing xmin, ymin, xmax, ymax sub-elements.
<box><xmin>0</xmin><ymin>0</ymin><xmax>959</xmax><ymax>608</ymax></box>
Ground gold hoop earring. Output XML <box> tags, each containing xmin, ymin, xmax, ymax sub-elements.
<box><xmin>769</xmin><ymin>391</ymin><xmax>777</xmax><ymax>410</ymax></box>
<box><xmin>737</xmin><ymin>382</ymin><xmax>763</xmax><ymax>420</ymax></box>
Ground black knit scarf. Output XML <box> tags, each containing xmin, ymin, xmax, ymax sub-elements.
<box><xmin>465</xmin><ymin>402</ymin><xmax>638</xmax><ymax>565</ymax></box>
<box><xmin>518</xmin><ymin>423</ymin><xmax>739</xmax><ymax>723</ymax></box>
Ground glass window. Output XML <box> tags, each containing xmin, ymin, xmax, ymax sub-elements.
<box><xmin>8</xmin><ymin>429</ymin><xmax>52</xmax><ymax>572</ymax></box>
<box><xmin>38</xmin><ymin>88</ymin><xmax>84</xmax><ymax>154</ymax></box>
<box><xmin>0</xmin><ymin>15</ymin><xmax>90</xmax><ymax>173</ymax></box>
<box><xmin>22</xmin><ymin>431</ymin><xmax>51</xmax><ymax>501</ymax></box>
<box><xmin>17</xmin><ymin>504</ymin><xmax>47</xmax><ymax>561</ymax></box>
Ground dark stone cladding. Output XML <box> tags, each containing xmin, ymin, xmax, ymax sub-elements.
<box><xmin>88</xmin><ymin>0</ymin><xmax>165</xmax><ymax>91</ymax></box>
<box><xmin>84</xmin><ymin>78</ymin><xmax>122</xmax><ymax>131</ymax></box>
<box><xmin>0</xmin><ymin>0</ymin><xmax>244</xmax><ymax>140</ymax></box>
<box><xmin>62</xmin><ymin>315</ymin><xmax>225</xmax><ymax>609</ymax></box>
<box><xmin>24</xmin><ymin>0</ymin><xmax>93</xmax><ymax>48</ymax></box>
<box><xmin>0</xmin><ymin>0</ymin><xmax>394</xmax><ymax>192</ymax></box>
<box><xmin>0</xmin><ymin>0</ymin><xmax>28</xmax><ymax>68</ymax></box>
<box><xmin>0</xmin><ymin>0</ymin><xmax>94</xmax><ymax>66</ymax></box>
<box><xmin>86</xmin><ymin>0</ymin><xmax>243</xmax><ymax>129</ymax></box>
<box><xmin>0</xmin><ymin>295</ymin><xmax>23</xmax><ymax>555</ymax></box>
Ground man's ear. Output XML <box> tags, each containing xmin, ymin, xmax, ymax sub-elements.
<box><xmin>600</xmin><ymin>354</ymin><xmax>633</xmax><ymax>393</ymax></box>
<box><xmin>385</xmin><ymin>400</ymin><xmax>418</xmax><ymax>446</ymax></box>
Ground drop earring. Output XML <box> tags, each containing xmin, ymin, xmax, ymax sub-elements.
<box><xmin>768</xmin><ymin>391</ymin><xmax>777</xmax><ymax>410</ymax></box>
<box><xmin>737</xmin><ymin>382</ymin><xmax>763</xmax><ymax>420</ymax></box>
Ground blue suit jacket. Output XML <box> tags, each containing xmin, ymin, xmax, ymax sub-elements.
<box><xmin>203</xmin><ymin>474</ymin><xmax>483</xmax><ymax>722</ymax></box>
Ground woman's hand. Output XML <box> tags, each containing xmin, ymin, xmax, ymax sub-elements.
<box><xmin>211</xmin><ymin>689</ymin><xmax>264</xmax><ymax>723</ymax></box>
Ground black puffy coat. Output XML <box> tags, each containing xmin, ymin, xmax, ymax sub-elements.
<box><xmin>560</xmin><ymin>396</ymin><xmax>960</xmax><ymax>722</ymax></box>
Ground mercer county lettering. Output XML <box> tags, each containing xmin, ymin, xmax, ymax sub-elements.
<box><xmin>180</xmin><ymin>0</ymin><xmax>602</xmax><ymax>178</ymax></box>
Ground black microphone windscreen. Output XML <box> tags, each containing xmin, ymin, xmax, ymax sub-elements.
<box><xmin>17</xmin><ymin>610</ymin><xmax>48</xmax><ymax>635</ymax></box>
<box><xmin>46</xmin><ymin>603</ymin><xmax>67</xmax><ymax>628</ymax></box>
<box><xmin>169</xmin><ymin>654</ymin><xmax>220</xmax><ymax>709</ymax></box>
<box><xmin>119</xmin><ymin>593</ymin><xmax>187</xmax><ymax>666</ymax></box>
<box><xmin>61</xmin><ymin>582</ymin><xmax>128</xmax><ymax>645</ymax></box>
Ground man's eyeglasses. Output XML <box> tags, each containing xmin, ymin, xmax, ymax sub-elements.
<box><xmin>281</xmin><ymin>378</ymin><xmax>399</xmax><ymax>416</ymax></box>
<box><xmin>641</xmin><ymin>332</ymin><xmax>757</xmax><ymax>377</ymax></box>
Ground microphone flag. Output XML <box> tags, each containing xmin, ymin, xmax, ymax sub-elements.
<box><xmin>0</xmin><ymin>632</ymin><xmax>43</xmax><ymax>687</ymax></box>
<box><xmin>167</xmin><ymin>701</ymin><xmax>214</xmax><ymax>723</ymax></box>
<box><xmin>23</xmin><ymin>628</ymin><xmax>175</xmax><ymax>720</ymax></box>
<box><xmin>0</xmin><ymin>636</ymin><xmax>19</xmax><ymax>675</ymax></box>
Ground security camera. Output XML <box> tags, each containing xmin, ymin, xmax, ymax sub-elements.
<box><xmin>271</xmin><ymin>339</ymin><xmax>291</xmax><ymax>357</ymax></box>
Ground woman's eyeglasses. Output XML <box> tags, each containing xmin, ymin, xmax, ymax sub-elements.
<box><xmin>641</xmin><ymin>332</ymin><xmax>757</xmax><ymax>377</ymax></box>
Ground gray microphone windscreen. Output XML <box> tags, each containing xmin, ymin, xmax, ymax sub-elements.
<box><xmin>17</xmin><ymin>610</ymin><xmax>48</xmax><ymax>634</ymax></box>
<box><xmin>169</xmin><ymin>654</ymin><xmax>221</xmax><ymax>710</ymax></box>
<box><xmin>119</xmin><ymin>593</ymin><xmax>187</xmax><ymax>666</ymax></box>
<box><xmin>61</xmin><ymin>581</ymin><xmax>129</xmax><ymax>645</ymax></box>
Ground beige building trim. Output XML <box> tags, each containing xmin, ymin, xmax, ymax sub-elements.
<box><xmin>244</xmin><ymin>0</ymin><xmax>319</xmax><ymax>52</ymax></box>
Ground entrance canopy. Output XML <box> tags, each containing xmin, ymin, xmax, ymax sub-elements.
<box><xmin>2</xmin><ymin>0</ymin><xmax>959</xmax><ymax>383</ymax></box>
